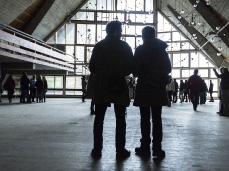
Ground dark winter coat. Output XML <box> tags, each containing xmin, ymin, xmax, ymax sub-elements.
<box><xmin>89</xmin><ymin>35</ymin><xmax>133</xmax><ymax>106</ymax></box>
<box><xmin>209</xmin><ymin>82</ymin><xmax>213</xmax><ymax>92</ymax></box>
<box><xmin>132</xmin><ymin>38</ymin><xmax>171</xmax><ymax>107</ymax></box>
<box><xmin>214</xmin><ymin>71</ymin><xmax>229</xmax><ymax>90</ymax></box>
<box><xmin>4</xmin><ymin>77</ymin><xmax>15</xmax><ymax>91</ymax></box>
<box><xmin>187</xmin><ymin>75</ymin><xmax>203</xmax><ymax>93</ymax></box>
<box><xmin>35</xmin><ymin>80</ymin><xmax>44</xmax><ymax>91</ymax></box>
<box><xmin>20</xmin><ymin>75</ymin><xmax>30</xmax><ymax>90</ymax></box>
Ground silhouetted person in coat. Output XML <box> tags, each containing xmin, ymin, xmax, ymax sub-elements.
<box><xmin>187</xmin><ymin>69</ymin><xmax>203</xmax><ymax>111</ymax></box>
<box><xmin>89</xmin><ymin>20</ymin><xmax>133</xmax><ymax>159</ymax></box>
<box><xmin>133</xmin><ymin>25</ymin><xmax>171</xmax><ymax>158</ymax></box>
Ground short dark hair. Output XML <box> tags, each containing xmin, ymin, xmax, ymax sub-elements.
<box><xmin>194</xmin><ymin>69</ymin><xmax>198</xmax><ymax>74</ymax></box>
<box><xmin>106</xmin><ymin>20</ymin><xmax>122</xmax><ymax>35</ymax></box>
<box><xmin>142</xmin><ymin>26</ymin><xmax>156</xmax><ymax>40</ymax></box>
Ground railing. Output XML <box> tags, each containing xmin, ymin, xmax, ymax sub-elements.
<box><xmin>0</xmin><ymin>22</ymin><xmax>75</xmax><ymax>72</ymax></box>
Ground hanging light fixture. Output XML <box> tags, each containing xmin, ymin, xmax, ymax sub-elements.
<box><xmin>190</xmin><ymin>13</ymin><xmax>196</xmax><ymax>26</ymax></box>
<box><xmin>196</xmin><ymin>0</ymin><xmax>200</xmax><ymax>3</ymax></box>
<box><xmin>217</xmin><ymin>53</ymin><xmax>221</xmax><ymax>56</ymax></box>
<box><xmin>194</xmin><ymin>4</ymin><xmax>197</xmax><ymax>8</ymax></box>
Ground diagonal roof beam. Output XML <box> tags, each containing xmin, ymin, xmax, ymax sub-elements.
<box><xmin>23</xmin><ymin>0</ymin><xmax>55</xmax><ymax>35</ymax></box>
<box><xmin>188</xmin><ymin>0</ymin><xmax>229</xmax><ymax>49</ymax></box>
<box><xmin>167</xmin><ymin>4</ymin><xmax>224</xmax><ymax>67</ymax></box>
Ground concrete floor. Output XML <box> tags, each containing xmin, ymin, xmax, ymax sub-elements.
<box><xmin>0</xmin><ymin>98</ymin><xmax>229</xmax><ymax>171</ymax></box>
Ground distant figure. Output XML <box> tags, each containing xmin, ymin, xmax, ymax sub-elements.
<box><xmin>187</xmin><ymin>69</ymin><xmax>203</xmax><ymax>111</ymax></box>
<box><xmin>199</xmin><ymin>79</ymin><xmax>207</xmax><ymax>105</ymax></box>
<box><xmin>29</xmin><ymin>75</ymin><xmax>36</xmax><ymax>103</ymax></box>
<box><xmin>179</xmin><ymin>80</ymin><xmax>184</xmax><ymax>103</ymax></box>
<box><xmin>213</xmin><ymin>68</ymin><xmax>229</xmax><ymax>116</ymax></box>
<box><xmin>86</xmin><ymin>73</ymin><xmax>95</xmax><ymax>115</ymax></box>
<box><xmin>209</xmin><ymin>80</ymin><xmax>214</xmax><ymax>102</ymax></box>
<box><xmin>216</xmin><ymin>68</ymin><xmax>224</xmax><ymax>115</ymax></box>
<box><xmin>81</xmin><ymin>76</ymin><xmax>87</xmax><ymax>102</ymax></box>
<box><xmin>35</xmin><ymin>75</ymin><xmax>44</xmax><ymax>103</ymax></box>
<box><xmin>183</xmin><ymin>80</ymin><xmax>189</xmax><ymax>102</ymax></box>
<box><xmin>166</xmin><ymin>75</ymin><xmax>174</xmax><ymax>107</ymax></box>
<box><xmin>89</xmin><ymin>20</ymin><xmax>133</xmax><ymax>159</ymax></box>
<box><xmin>20</xmin><ymin>72</ymin><xmax>30</xmax><ymax>103</ymax></box>
<box><xmin>128</xmin><ymin>77</ymin><xmax>134</xmax><ymax>100</ymax></box>
<box><xmin>173</xmin><ymin>79</ymin><xmax>178</xmax><ymax>103</ymax></box>
<box><xmin>42</xmin><ymin>76</ymin><xmax>48</xmax><ymax>102</ymax></box>
<box><xmin>133</xmin><ymin>25</ymin><xmax>171</xmax><ymax>158</ymax></box>
<box><xmin>4</xmin><ymin>75</ymin><xmax>15</xmax><ymax>103</ymax></box>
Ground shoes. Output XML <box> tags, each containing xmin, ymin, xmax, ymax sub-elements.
<box><xmin>91</xmin><ymin>149</ymin><xmax>102</xmax><ymax>158</ymax></box>
<box><xmin>153</xmin><ymin>150</ymin><xmax>165</xmax><ymax>159</ymax></box>
<box><xmin>216</xmin><ymin>112</ymin><xmax>222</xmax><ymax>114</ymax></box>
<box><xmin>135</xmin><ymin>147</ymin><xmax>151</xmax><ymax>156</ymax></box>
<box><xmin>116</xmin><ymin>149</ymin><xmax>131</xmax><ymax>159</ymax></box>
<box><xmin>90</xmin><ymin>111</ymin><xmax>96</xmax><ymax>115</ymax></box>
<box><xmin>193</xmin><ymin>106</ymin><xmax>197</xmax><ymax>111</ymax></box>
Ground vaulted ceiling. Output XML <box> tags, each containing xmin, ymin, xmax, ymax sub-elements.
<box><xmin>0</xmin><ymin>0</ymin><xmax>229</xmax><ymax>68</ymax></box>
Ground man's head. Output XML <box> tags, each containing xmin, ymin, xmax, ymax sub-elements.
<box><xmin>142</xmin><ymin>26</ymin><xmax>156</xmax><ymax>42</ymax></box>
<box><xmin>32</xmin><ymin>74</ymin><xmax>36</xmax><ymax>79</ymax></box>
<box><xmin>210</xmin><ymin>80</ymin><xmax>212</xmax><ymax>83</ymax></box>
<box><xmin>223</xmin><ymin>68</ymin><xmax>228</xmax><ymax>73</ymax></box>
<box><xmin>106</xmin><ymin>20</ymin><xmax>122</xmax><ymax>39</ymax></box>
<box><xmin>194</xmin><ymin>69</ymin><xmax>198</xmax><ymax>75</ymax></box>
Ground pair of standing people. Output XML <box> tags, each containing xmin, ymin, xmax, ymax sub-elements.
<box><xmin>89</xmin><ymin>21</ymin><xmax>171</xmax><ymax>159</ymax></box>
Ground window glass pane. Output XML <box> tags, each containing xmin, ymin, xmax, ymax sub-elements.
<box><xmin>66</xmin><ymin>46</ymin><xmax>74</xmax><ymax>56</ymax></box>
<box><xmin>173</xmin><ymin>54</ymin><xmax>181</xmax><ymax>67</ymax></box>
<box><xmin>171</xmin><ymin>69</ymin><xmax>180</xmax><ymax>78</ymax></box>
<box><xmin>172</xmin><ymin>32</ymin><xmax>181</xmax><ymax>41</ymax></box>
<box><xmin>181</xmin><ymin>53</ymin><xmax>189</xmax><ymax>67</ymax></box>
<box><xmin>181</xmin><ymin>42</ymin><xmax>190</xmax><ymax>50</ymax></box>
<box><xmin>126</xmin><ymin>37</ymin><xmax>135</xmax><ymax>50</ymax></box>
<box><xmin>182</xmin><ymin>70</ymin><xmax>192</xmax><ymax>78</ymax></box>
<box><xmin>86</xmin><ymin>25</ymin><xmax>96</xmax><ymax>44</ymax></box>
<box><xmin>46</xmin><ymin>76</ymin><xmax>54</xmax><ymax>89</ymax></box>
<box><xmin>77</xmin><ymin>24</ymin><xmax>86</xmax><ymax>44</ymax></box>
<box><xmin>55</xmin><ymin>76</ymin><xmax>63</xmax><ymax>88</ymax></box>
<box><xmin>136</xmin><ymin>0</ymin><xmax>144</xmax><ymax>11</ymax></box>
<box><xmin>66</xmin><ymin>76</ymin><xmax>76</xmax><ymax>89</ymax></box>
<box><xmin>158</xmin><ymin>33</ymin><xmax>171</xmax><ymax>42</ymax></box>
<box><xmin>97</xmin><ymin>24</ymin><xmax>106</xmax><ymax>41</ymax></box>
<box><xmin>86</xmin><ymin>46</ymin><xmax>94</xmax><ymax>63</ymax></box>
<box><xmin>76</xmin><ymin>46</ymin><xmax>84</xmax><ymax>61</ymax></box>
<box><xmin>145</xmin><ymin>0</ymin><xmax>153</xmax><ymax>12</ymax></box>
<box><xmin>57</xmin><ymin>26</ymin><xmax>65</xmax><ymax>44</ymax></box>
<box><xmin>171</xmin><ymin>42</ymin><xmax>180</xmax><ymax>51</ymax></box>
<box><xmin>65</xmin><ymin>91</ymin><xmax>82</xmax><ymax>95</ymax></box>
<box><xmin>199</xmin><ymin>53</ymin><xmax>208</xmax><ymax>67</ymax></box>
<box><xmin>66</xmin><ymin>23</ymin><xmax>75</xmax><ymax>44</ymax></box>
<box><xmin>198</xmin><ymin>69</ymin><xmax>208</xmax><ymax>77</ymax></box>
<box><xmin>190</xmin><ymin>52</ymin><xmax>198</xmax><ymax>67</ymax></box>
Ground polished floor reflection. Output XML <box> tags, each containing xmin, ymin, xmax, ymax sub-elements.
<box><xmin>0</xmin><ymin>98</ymin><xmax>228</xmax><ymax>171</ymax></box>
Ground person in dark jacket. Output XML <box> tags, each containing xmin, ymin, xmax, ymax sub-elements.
<box><xmin>173</xmin><ymin>79</ymin><xmax>178</xmax><ymax>103</ymax></box>
<box><xmin>199</xmin><ymin>79</ymin><xmax>207</xmax><ymax>105</ymax></box>
<box><xmin>29</xmin><ymin>74</ymin><xmax>36</xmax><ymax>102</ymax></box>
<box><xmin>89</xmin><ymin>20</ymin><xmax>133</xmax><ymax>159</ymax></box>
<box><xmin>209</xmin><ymin>80</ymin><xmax>214</xmax><ymax>102</ymax></box>
<box><xmin>35</xmin><ymin>75</ymin><xmax>43</xmax><ymax>103</ymax></box>
<box><xmin>213</xmin><ymin>68</ymin><xmax>229</xmax><ymax>116</ymax></box>
<box><xmin>133</xmin><ymin>25</ymin><xmax>171</xmax><ymax>158</ymax></box>
<box><xmin>4</xmin><ymin>75</ymin><xmax>15</xmax><ymax>103</ymax></box>
<box><xmin>20</xmin><ymin>72</ymin><xmax>30</xmax><ymax>103</ymax></box>
<box><xmin>216</xmin><ymin>68</ymin><xmax>224</xmax><ymax>114</ymax></box>
<box><xmin>187</xmin><ymin>69</ymin><xmax>203</xmax><ymax>111</ymax></box>
<box><xmin>81</xmin><ymin>76</ymin><xmax>87</xmax><ymax>102</ymax></box>
<box><xmin>179</xmin><ymin>80</ymin><xmax>184</xmax><ymax>103</ymax></box>
<box><xmin>42</xmin><ymin>76</ymin><xmax>48</xmax><ymax>102</ymax></box>
<box><xmin>183</xmin><ymin>80</ymin><xmax>189</xmax><ymax>102</ymax></box>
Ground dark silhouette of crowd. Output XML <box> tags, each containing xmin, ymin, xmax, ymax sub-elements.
<box><xmin>1</xmin><ymin>73</ymin><xmax>48</xmax><ymax>103</ymax></box>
